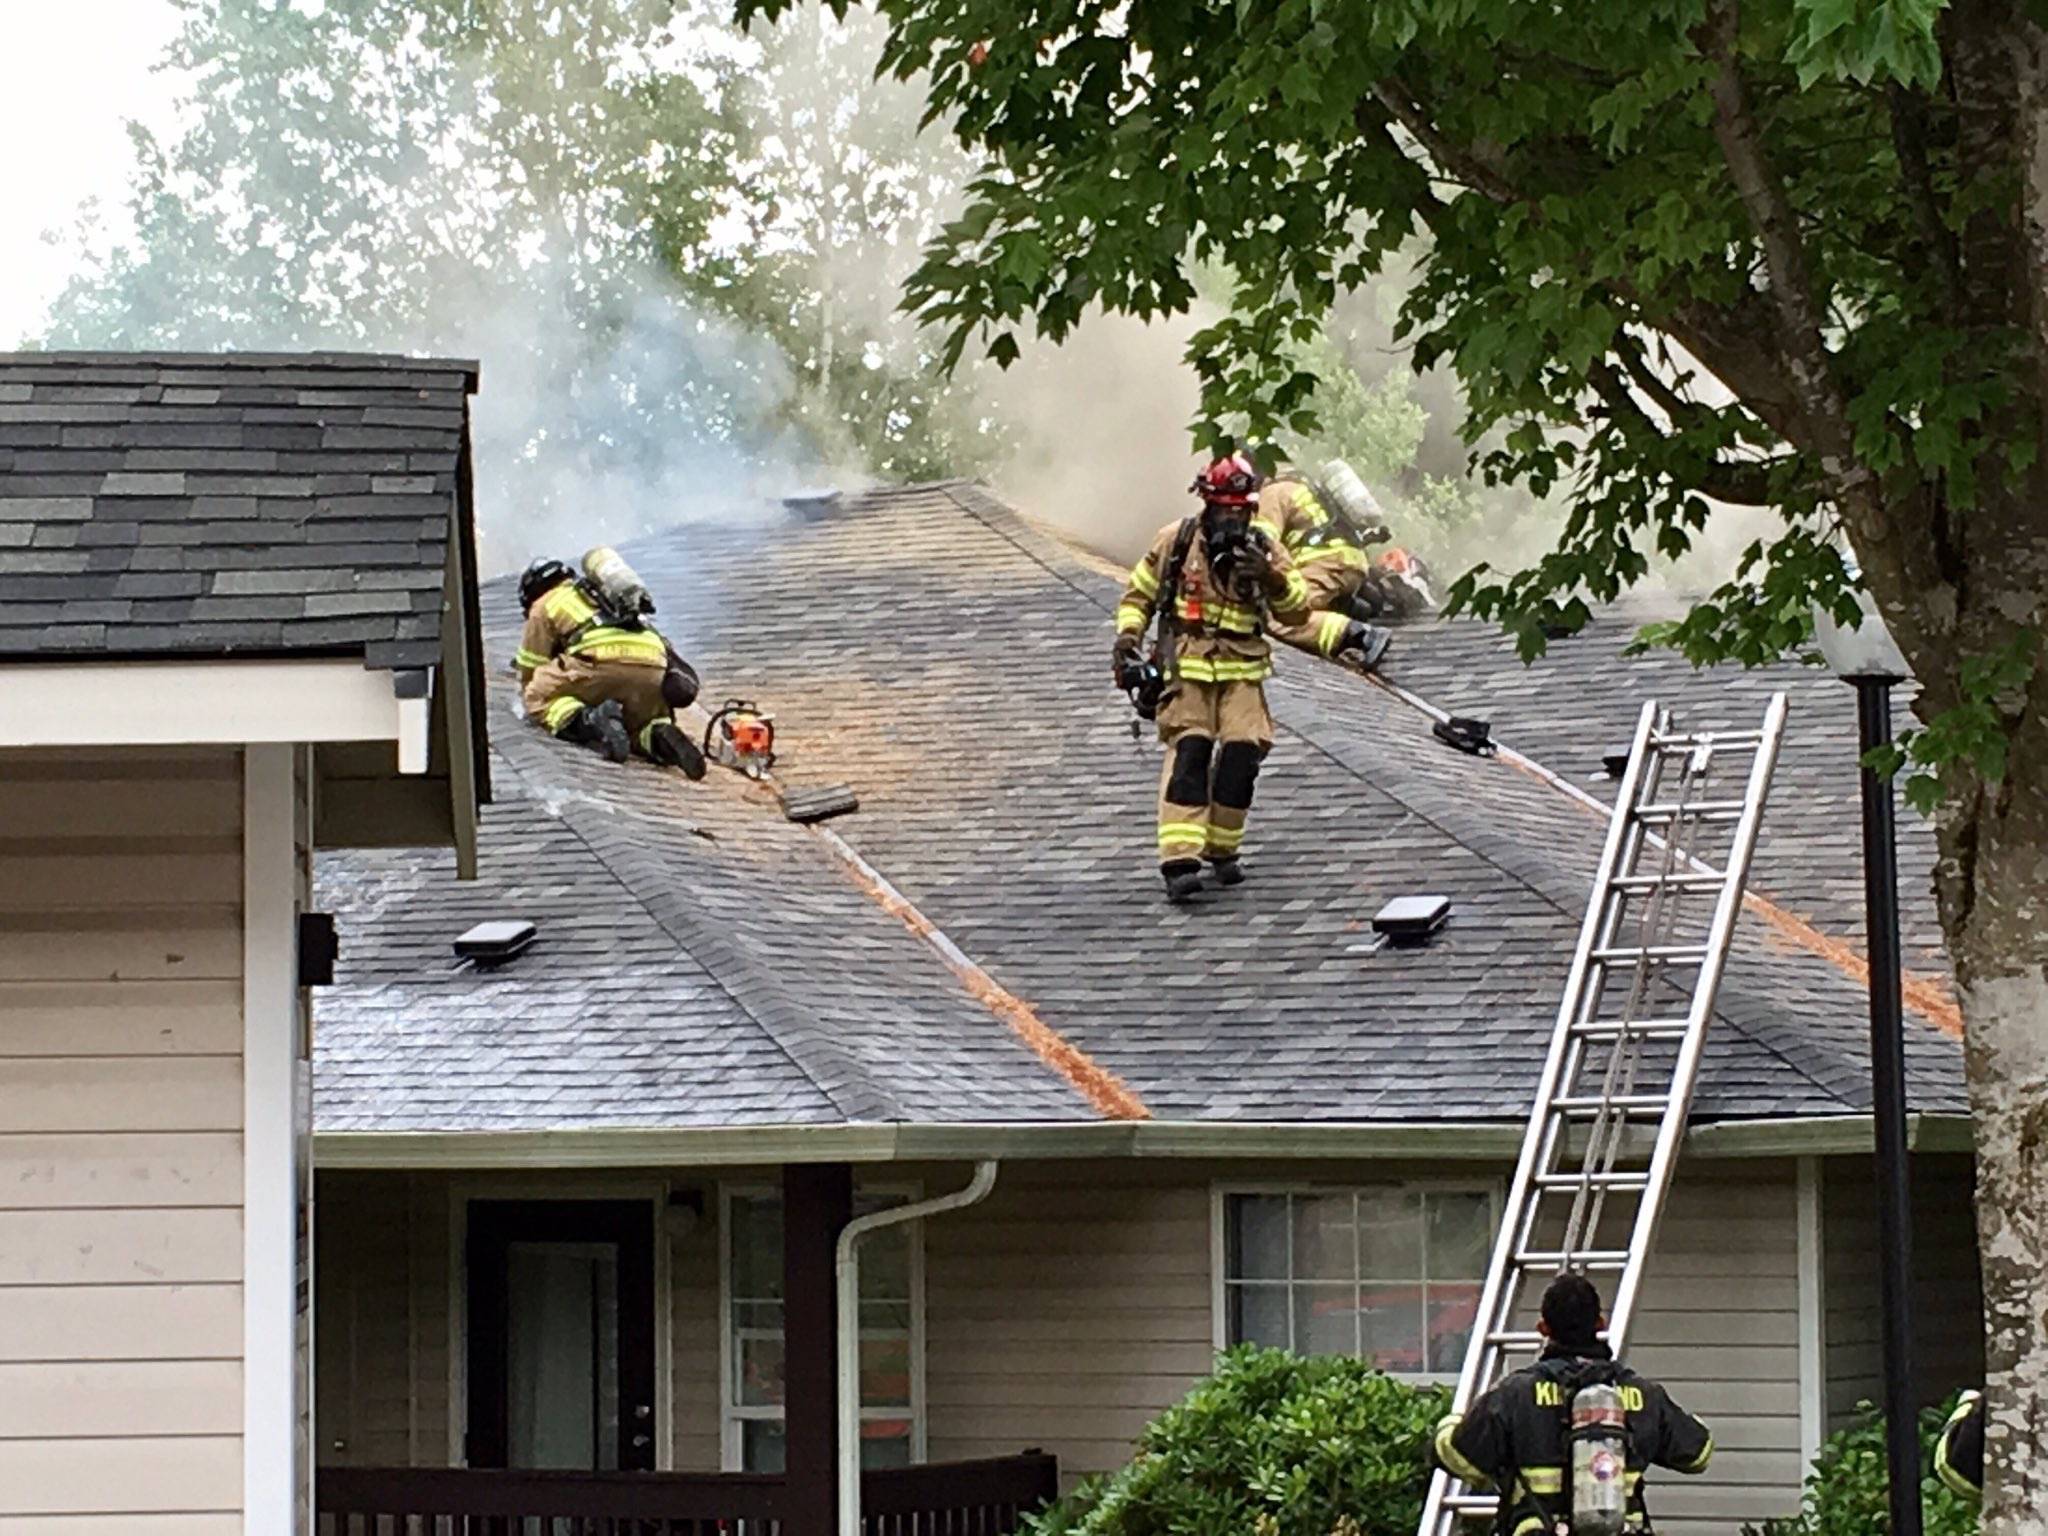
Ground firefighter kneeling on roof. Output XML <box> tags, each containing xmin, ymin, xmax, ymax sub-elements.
<box><xmin>516</xmin><ymin>548</ymin><xmax>708</xmax><ymax>778</ymax></box>
<box><xmin>1433</xmin><ymin>1274</ymin><xmax>1713</xmax><ymax>1535</ymax></box>
<box><xmin>1113</xmin><ymin>453</ymin><xmax>1312</xmax><ymax>903</ymax></box>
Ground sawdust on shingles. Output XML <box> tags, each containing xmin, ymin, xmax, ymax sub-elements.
<box><xmin>1507</xmin><ymin>752</ymin><xmax>1967</xmax><ymax>1040</ymax></box>
<box><xmin>805</xmin><ymin>820</ymin><xmax>1150</xmax><ymax>1121</ymax></box>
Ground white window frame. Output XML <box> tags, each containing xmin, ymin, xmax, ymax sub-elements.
<box><xmin>717</xmin><ymin>1181</ymin><xmax>926</xmax><ymax>1472</ymax></box>
<box><xmin>1210</xmin><ymin>1179</ymin><xmax>1502</xmax><ymax>1385</ymax></box>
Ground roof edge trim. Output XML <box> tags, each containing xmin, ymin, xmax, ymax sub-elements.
<box><xmin>309</xmin><ymin>1115</ymin><xmax>1958</xmax><ymax>1170</ymax></box>
<box><xmin>0</xmin><ymin>657</ymin><xmax>408</xmax><ymax>748</ymax></box>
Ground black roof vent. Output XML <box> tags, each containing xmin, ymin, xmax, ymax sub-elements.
<box><xmin>781</xmin><ymin>486</ymin><xmax>843</xmax><ymax>519</ymax></box>
<box><xmin>1602</xmin><ymin>751</ymin><xmax>1631</xmax><ymax>779</ymax></box>
<box><xmin>455</xmin><ymin>920</ymin><xmax>537</xmax><ymax>967</ymax></box>
<box><xmin>1373</xmin><ymin>895</ymin><xmax>1452</xmax><ymax>947</ymax></box>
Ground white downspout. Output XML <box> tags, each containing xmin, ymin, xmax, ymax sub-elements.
<box><xmin>836</xmin><ymin>1160</ymin><xmax>999</xmax><ymax>1536</ymax></box>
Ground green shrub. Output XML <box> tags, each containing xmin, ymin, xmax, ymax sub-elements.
<box><xmin>1021</xmin><ymin>1346</ymin><xmax>1448</xmax><ymax>1536</ymax></box>
<box><xmin>1742</xmin><ymin>1398</ymin><xmax>1979</xmax><ymax>1536</ymax></box>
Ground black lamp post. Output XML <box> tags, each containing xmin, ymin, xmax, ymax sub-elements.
<box><xmin>1815</xmin><ymin>589</ymin><xmax>1921</xmax><ymax>1536</ymax></box>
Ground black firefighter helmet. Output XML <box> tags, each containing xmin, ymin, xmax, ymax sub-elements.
<box><xmin>519</xmin><ymin>557</ymin><xmax>575</xmax><ymax>614</ymax></box>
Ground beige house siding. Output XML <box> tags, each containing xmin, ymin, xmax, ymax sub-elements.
<box><xmin>1822</xmin><ymin>1152</ymin><xmax>1982</xmax><ymax>1431</ymax></box>
<box><xmin>0</xmin><ymin>747</ymin><xmax>246</xmax><ymax>1531</ymax></box>
<box><xmin>317</xmin><ymin>1156</ymin><xmax>1811</xmax><ymax>1530</ymax></box>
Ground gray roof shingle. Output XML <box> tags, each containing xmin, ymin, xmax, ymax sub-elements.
<box><xmin>0</xmin><ymin>351</ymin><xmax>477</xmax><ymax>669</ymax></box>
<box><xmin>313</xmin><ymin>481</ymin><xmax>1967</xmax><ymax>1132</ymax></box>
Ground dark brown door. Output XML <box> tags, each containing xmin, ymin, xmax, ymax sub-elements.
<box><xmin>466</xmin><ymin>1199</ymin><xmax>658</xmax><ymax>1471</ymax></box>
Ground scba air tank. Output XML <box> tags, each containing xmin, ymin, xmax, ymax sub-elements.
<box><xmin>1568</xmin><ymin>1381</ymin><xmax>1629</xmax><ymax>1536</ymax></box>
<box><xmin>582</xmin><ymin>546</ymin><xmax>655</xmax><ymax>617</ymax></box>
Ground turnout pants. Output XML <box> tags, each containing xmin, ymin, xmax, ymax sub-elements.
<box><xmin>1269</xmin><ymin>557</ymin><xmax>1368</xmax><ymax>659</ymax></box>
<box><xmin>523</xmin><ymin>654</ymin><xmax>675</xmax><ymax>755</ymax></box>
<box><xmin>1155</xmin><ymin>678</ymin><xmax>1274</xmax><ymax>868</ymax></box>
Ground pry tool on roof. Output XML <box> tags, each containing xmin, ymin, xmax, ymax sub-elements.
<box><xmin>515</xmin><ymin>545</ymin><xmax>708</xmax><ymax>778</ymax></box>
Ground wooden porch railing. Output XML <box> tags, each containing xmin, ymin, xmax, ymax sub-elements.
<box><xmin>316</xmin><ymin>1450</ymin><xmax>1058</xmax><ymax>1536</ymax></box>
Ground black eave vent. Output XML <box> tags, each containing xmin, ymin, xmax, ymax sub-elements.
<box><xmin>1373</xmin><ymin>895</ymin><xmax>1452</xmax><ymax>947</ymax></box>
<box><xmin>455</xmin><ymin>920</ymin><xmax>538</xmax><ymax>966</ymax></box>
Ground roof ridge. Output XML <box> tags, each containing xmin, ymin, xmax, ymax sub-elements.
<box><xmin>491</xmin><ymin>731</ymin><xmax>900</xmax><ymax>1122</ymax></box>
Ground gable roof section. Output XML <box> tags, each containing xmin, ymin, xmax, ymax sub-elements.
<box><xmin>314</xmin><ymin>480</ymin><xmax>1966</xmax><ymax>1135</ymax></box>
<box><xmin>0</xmin><ymin>351</ymin><xmax>477</xmax><ymax>669</ymax></box>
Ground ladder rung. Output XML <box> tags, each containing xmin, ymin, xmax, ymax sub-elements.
<box><xmin>1633</xmin><ymin>801</ymin><xmax>1747</xmax><ymax>823</ymax></box>
<box><xmin>1609</xmin><ymin>872</ymin><xmax>1727</xmax><ymax>894</ymax></box>
<box><xmin>1534</xmin><ymin>1171</ymin><xmax>1651</xmax><ymax>1192</ymax></box>
<box><xmin>1651</xmin><ymin>730</ymin><xmax>1763</xmax><ymax>750</ymax></box>
<box><xmin>1486</xmin><ymin>1328</ymin><xmax>1546</xmax><ymax>1349</ymax></box>
<box><xmin>1514</xmin><ymin>1249</ymin><xmax>1631</xmax><ymax>1269</ymax></box>
<box><xmin>1445</xmin><ymin>1494</ymin><xmax>1500</xmax><ymax>1512</ymax></box>
<box><xmin>1569</xmin><ymin>1018</ymin><xmax>1692</xmax><ymax>1041</ymax></box>
<box><xmin>1590</xmin><ymin>943</ymin><xmax>1711</xmax><ymax>964</ymax></box>
<box><xmin>1551</xmin><ymin>1094</ymin><xmax>1668</xmax><ymax>1114</ymax></box>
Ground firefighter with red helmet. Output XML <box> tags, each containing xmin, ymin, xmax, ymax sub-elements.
<box><xmin>1113</xmin><ymin>454</ymin><xmax>1312</xmax><ymax>902</ymax></box>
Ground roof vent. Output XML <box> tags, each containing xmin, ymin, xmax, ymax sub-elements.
<box><xmin>454</xmin><ymin>920</ymin><xmax>537</xmax><ymax>967</ymax></box>
<box><xmin>1602</xmin><ymin>751</ymin><xmax>1631</xmax><ymax>779</ymax></box>
<box><xmin>781</xmin><ymin>486</ymin><xmax>842</xmax><ymax>519</ymax></box>
<box><xmin>1373</xmin><ymin>895</ymin><xmax>1451</xmax><ymax>947</ymax></box>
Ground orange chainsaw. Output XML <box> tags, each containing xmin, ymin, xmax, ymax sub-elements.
<box><xmin>702</xmin><ymin>699</ymin><xmax>777</xmax><ymax>779</ymax></box>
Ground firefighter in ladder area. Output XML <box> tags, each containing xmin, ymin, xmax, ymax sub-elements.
<box><xmin>1113</xmin><ymin>453</ymin><xmax>1312</xmax><ymax>903</ymax></box>
<box><xmin>1432</xmin><ymin>1273</ymin><xmax>1715</xmax><ymax>1536</ymax></box>
<box><xmin>1936</xmin><ymin>1390</ymin><xmax>1985</xmax><ymax>1501</ymax></box>
<box><xmin>1253</xmin><ymin>458</ymin><xmax>1395</xmax><ymax>673</ymax></box>
<box><xmin>516</xmin><ymin>550</ymin><xmax>708</xmax><ymax>778</ymax></box>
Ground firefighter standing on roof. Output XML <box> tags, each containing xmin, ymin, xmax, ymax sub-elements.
<box><xmin>1433</xmin><ymin>1274</ymin><xmax>1714</xmax><ymax>1535</ymax></box>
<box><xmin>1255</xmin><ymin>461</ymin><xmax>1394</xmax><ymax>673</ymax></box>
<box><xmin>1113</xmin><ymin>454</ymin><xmax>1312</xmax><ymax>903</ymax></box>
<box><xmin>516</xmin><ymin>549</ymin><xmax>708</xmax><ymax>778</ymax></box>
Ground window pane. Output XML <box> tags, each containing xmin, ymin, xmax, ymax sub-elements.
<box><xmin>742</xmin><ymin>1418</ymin><xmax>786</xmax><ymax>1473</ymax></box>
<box><xmin>1292</xmin><ymin>1195</ymin><xmax>1357</xmax><ymax>1283</ymax></box>
<box><xmin>860</xmin><ymin>1423</ymin><xmax>912</xmax><ymax>1469</ymax></box>
<box><xmin>1228</xmin><ymin>1195</ymin><xmax>1290</xmax><ymax>1281</ymax></box>
<box><xmin>1356</xmin><ymin>1189</ymin><xmax>1424</xmax><ymax>1279</ymax></box>
<box><xmin>1426</xmin><ymin>1283</ymin><xmax>1483</xmax><ymax>1373</ymax></box>
<box><xmin>729</xmin><ymin>1196</ymin><xmax>783</xmax><ymax>1300</ymax></box>
<box><xmin>1294</xmin><ymin>1283</ymin><xmax>1357</xmax><ymax>1358</ymax></box>
<box><xmin>1426</xmin><ymin>1193</ymin><xmax>1494</xmax><ymax>1278</ymax></box>
<box><xmin>1228</xmin><ymin>1284</ymin><xmax>1289</xmax><ymax>1348</ymax></box>
<box><xmin>1358</xmin><ymin>1282</ymin><xmax>1427</xmax><ymax>1375</ymax></box>
<box><xmin>860</xmin><ymin>1333</ymin><xmax>912</xmax><ymax>1409</ymax></box>
<box><xmin>737</xmin><ymin>1333</ymin><xmax>785</xmax><ymax>1408</ymax></box>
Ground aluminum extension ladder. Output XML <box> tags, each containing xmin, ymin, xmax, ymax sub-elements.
<box><xmin>1418</xmin><ymin>693</ymin><xmax>1789</xmax><ymax>1536</ymax></box>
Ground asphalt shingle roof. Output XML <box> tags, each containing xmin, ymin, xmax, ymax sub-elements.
<box><xmin>314</xmin><ymin>481</ymin><xmax>1967</xmax><ymax>1131</ymax></box>
<box><xmin>0</xmin><ymin>351</ymin><xmax>476</xmax><ymax>669</ymax></box>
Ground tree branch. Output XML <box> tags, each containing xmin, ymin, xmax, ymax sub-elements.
<box><xmin>1371</xmin><ymin>76</ymin><xmax>1529</xmax><ymax>207</ymax></box>
<box><xmin>1586</xmin><ymin>358</ymin><xmax>1789</xmax><ymax>505</ymax></box>
<box><xmin>1614</xmin><ymin>332</ymin><xmax>1700</xmax><ymax>425</ymax></box>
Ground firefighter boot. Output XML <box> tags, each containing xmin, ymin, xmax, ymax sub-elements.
<box><xmin>1334</xmin><ymin>620</ymin><xmax>1392</xmax><ymax>674</ymax></box>
<box><xmin>1209</xmin><ymin>856</ymin><xmax>1246</xmax><ymax>887</ymax></box>
<box><xmin>1162</xmin><ymin>859</ymin><xmax>1204</xmax><ymax>904</ymax></box>
<box><xmin>564</xmin><ymin>699</ymin><xmax>632</xmax><ymax>763</ymax></box>
<box><xmin>646</xmin><ymin>719</ymin><xmax>708</xmax><ymax>780</ymax></box>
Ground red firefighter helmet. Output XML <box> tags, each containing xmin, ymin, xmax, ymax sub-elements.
<box><xmin>1191</xmin><ymin>452</ymin><xmax>1261</xmax><ymax>507</ymax></box>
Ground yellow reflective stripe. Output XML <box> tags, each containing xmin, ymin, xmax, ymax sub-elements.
<box><xmin>1315</xmin><ymin>612</ymin><xmax>1350</xmax><ymax>655</ymax></box>
<box><xmin>543</xmin><ymin>586</ymin><xmax>599</xmax><ymax>625</ymax></box>
<box><xmin>1175</xmin><ymin>597</ymin><xmax>1261</xmax><ymax>632</ymax></box>
<box><xmin>568</xmin><ymin>629</ymin><xmax>666</xmax><ymax>663</ymax></box>
<box><xmin>1206</xmin><ymin>825</ymin><xmax>1245</xmax><ymax>850</ymax></box>
<box><xmin>1278</xmin><ymin>568</ymin><xmax>1309</xmax><ymax>611</ymax></box>
<box><xmin>1251</xmin><ymin>516</ymin><xmax>1282</xmax><ymax>540</ymax></box>
<box><xmin>514</xmin><ymin>647</ymin><xmax>549</xmax><ymax>669</ymax></box>
<box><xmin>1935</xmin><ymin>1420</ymin><xmax>1977</xmax><ymax>1498</ymax></box>
<box><xmin>1518</xmin><ymin>1467</ymin><xmax>1563</xmax><ymax>1495</ymax></box>
<box><xmin>1512</xmin><ymin>1519</ymin><xmax>1545</xmax><ymax>1536</ymax></box>
<box><xmin>1678</xmin><ymin>1432</ymin><xmax>1713</xmax><ymax>1474</ymax></box>
<box><xmin>1176</xmin><ymin>656</ymin><xmax>1273</xmax><ymax>683</ymax></box>
<box><xmin>1157</xmin><ymin>822</ymin><xmax>1207</xmax><ymax>851</ymax></box>
<box><xmin>1115</xmin><ymin>604</ymin><xmax>1148</xmax><ymax>633</ymax></box>
<box><xmin>1128</xmin><ymin>561</ymin><xmax>1160</xmax><ymax>597</ymax></box>
<box><xmin>1432</xmin><ymin>1417</ymin><xmax>1491</xmax><ymax>1487</ymax></box>
<box><xmin>541</xmin><ymin>696</ymin><xmax>583</xmax><ymax>732</ymax></box>
<box><xmin>1299</xmin><ymin>541</ymin><xmax>1367</xmax><ymax>567</ymax></box>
